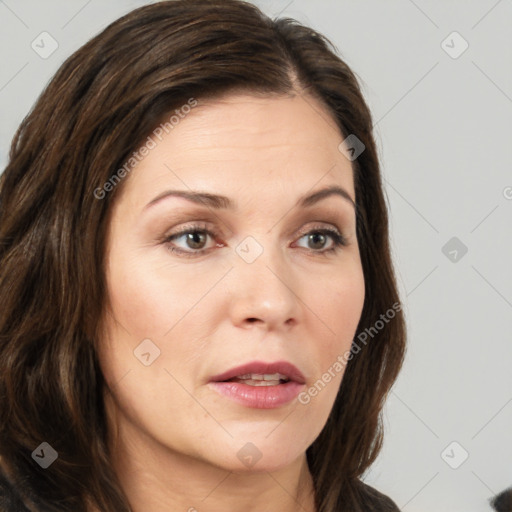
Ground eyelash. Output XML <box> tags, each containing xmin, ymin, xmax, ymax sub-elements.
<box><xmin>162</xmin><ymin>222</ymin><xmax>347</xmax><ymax>258</ymax></box>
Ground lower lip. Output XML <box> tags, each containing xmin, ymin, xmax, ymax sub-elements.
<box><xmin>209</xmin><ymin>380</ymin><xmax>304</xmax><ymax>409</ymax></box>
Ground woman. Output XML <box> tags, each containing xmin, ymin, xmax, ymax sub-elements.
<box><xmin>0</xmin><ymin>1</ymin><xmax>406</xmax><ymax>511</ymax></box>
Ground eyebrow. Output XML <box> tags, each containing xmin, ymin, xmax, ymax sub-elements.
<box><xmin>144</xmin><ymin>184</ymin><xmax>356</xmax><ymax>211</ymax></box>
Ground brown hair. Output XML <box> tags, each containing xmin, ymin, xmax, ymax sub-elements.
<box><xmin>0</xmin><ymin>1</ymin><xmax>406</xmax><ymax>510</ymax></box>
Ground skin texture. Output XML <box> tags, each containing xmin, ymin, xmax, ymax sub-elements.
<box><xmin>97</xmin><ymin>92</ymin><xmax>366</xmax><ymax>512</ymax></box>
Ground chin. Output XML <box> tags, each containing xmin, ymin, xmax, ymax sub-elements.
<box><xmin>201</xmin><ymin>435</ymin><xmax>309</xmax><ymax>474</ymax></box>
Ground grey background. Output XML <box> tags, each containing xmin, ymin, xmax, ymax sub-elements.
<box><xmin>1</xmin><ymin>1</ymin><xmax>511</xmax><ymax>510</ymax></box>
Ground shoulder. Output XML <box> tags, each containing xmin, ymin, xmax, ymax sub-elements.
<box><xmin>356</xmin><ymin>480</ymin><xmax>402</xmax><ymax>511</ymax></box>
<box><xmin>491</xmin><ymin>487</ymin><xmax>512</xmax><ymax>512</ymax></box>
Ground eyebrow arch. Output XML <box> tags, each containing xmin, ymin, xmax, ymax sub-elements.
<box><xmin>144</xmin><ymin>184</ymin><xmax>355</xmax><ymax>211</ymax></box>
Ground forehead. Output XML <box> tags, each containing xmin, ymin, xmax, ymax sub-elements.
<box><xmin>163</xmin><ymin>92</ymin><xmax>346</xmax><ymax>157</ymax></box>
<box><xmin>121</xmin><ymin>93</ymin><xmax>355</xmax><ymax>207</ymax></box>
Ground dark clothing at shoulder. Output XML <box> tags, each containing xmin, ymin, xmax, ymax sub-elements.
<box><xmin>491</xmin><ymin>488</ymin><xmax>512</xmax><ymax>512</ymax></box>
<box><xmin>358</xmin><ymin>481</ymin><xmax>402</xmax><ymax>511</ymax></box>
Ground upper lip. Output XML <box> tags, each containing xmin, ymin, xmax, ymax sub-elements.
<box><xmin>209</xmin><ymin>360</ymin><xmax>306</xmax><ymax>384</ymax></box>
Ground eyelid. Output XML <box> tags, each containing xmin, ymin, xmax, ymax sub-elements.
<box><xmin>164</xmin><ymin>218</ymin><xmax>345</xmax><ymax>242</ymax></box>
<box><xmin>162</xmin><ymin>221</ymin><xmax>221</xmax><ymax>246</ymax></box>
<box><xmin>295</xmin><ymin>221</ymin><xmax>343</xmax><ymax>237</ymax></box>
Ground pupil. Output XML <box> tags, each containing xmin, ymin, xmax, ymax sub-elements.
<box><xmin>309</xmin><ymin>232</ymin><xmax>325</xmax><ymax>249</ymax></box>
<box><xmin>188</xmin><ymin>232</ymin><xmax>205</xmax><ymax>249</ymax></box>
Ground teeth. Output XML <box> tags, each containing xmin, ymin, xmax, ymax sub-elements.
<box><xmin>236</xmin><ymin>373</ymin><xmax>288</xmax><ymax>381</ymax></box>
<box><xmin>263</xmin><ymin>373</ymin><xmax>282</xmax><ymax>381</ymax></box>
<box><xmin>232</xmin><ymin>373</ymin><xmax>289</xmax><ymax>386</ymax></box>
<box><xmin>240</xmin><ymin>379</ymin><xmax>281</xmax><ymax>386</ymax></box>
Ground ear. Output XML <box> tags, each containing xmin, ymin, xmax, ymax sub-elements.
<box><xmin>491</xmin><ymin>488</ymin><xmax>512</xmax><ymax>512</ymax></box>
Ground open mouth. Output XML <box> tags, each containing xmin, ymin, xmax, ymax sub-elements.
<box><xmin>209</xmin><ymin>361</ymin><xmax>306</xmax><ymax>409</ymax></box>
<box><xmin>225</xmin><ymin>373</ymin><xmax>290</xmax><ymax>386</ymax></box>
<box><xmin>210</xmin><ymin>360</ymin><xmax>306</xmax><ymax>385</ymax></box>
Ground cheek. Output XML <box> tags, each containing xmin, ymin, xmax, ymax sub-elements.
<box><xmin>304</xmin><ymin>266</ymin><xmax>364</xmax><ymax>405</ymax></box>
<box><xmin>299</xmin><ymin>270</ymin><xmax>364</xmax><ymax>422</ymax></box>
<box><xmin>106</xmin><ymin>251</ymin><xmax>166</xmax><ymax>333</ymax></box>
<box><xmin>99</xmin><ymin>249</ymin><xmax>227</xmax><ymax>396</ymax></box>
<box><xmin>317</xmin><ymin>266</ymin><xmax>365</xmax><ymax>351</ymax></box>
<box><xmin>105</xmin><ymin>249</ymin><xmax>217</xmax><ymax>339</ymax></box>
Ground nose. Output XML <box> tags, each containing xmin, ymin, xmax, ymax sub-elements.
<box><xmin>227</xmin><ymin>238</ymin><xmax>300</xmax><ymax>331</ymax></box>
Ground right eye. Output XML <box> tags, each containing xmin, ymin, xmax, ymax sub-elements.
<box><xmin>163</xmin><ymin>223</ymin><xmax>223</xmax><ymax>257</ymax></box>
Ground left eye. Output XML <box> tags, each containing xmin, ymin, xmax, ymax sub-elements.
<box><xmin>295</xmin><ymin>229</ymin><xmax>345</xmax><ymax>251</ymax></box>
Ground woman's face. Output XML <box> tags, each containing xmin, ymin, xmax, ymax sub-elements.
<box><xmin>99</xmin><ymin>93</ymin><xmax>365</xmax><ymax>472</ymax></box>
